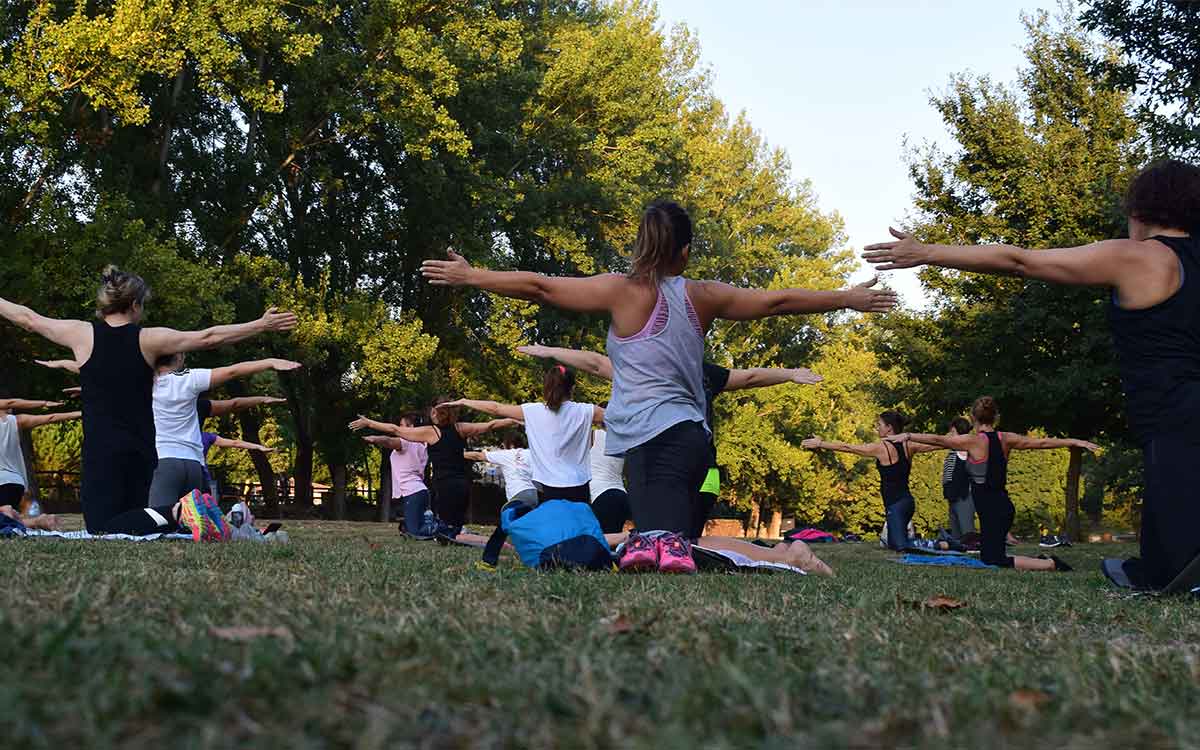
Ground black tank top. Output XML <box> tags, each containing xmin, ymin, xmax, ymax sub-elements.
<box><xmin>981</xmin><ymin>431</ymin><xmax>1008</xmax><ymax>493</ymax></box>
<box><xmin>1108</xmin><ymin>235</ymin><xmax>1200</xmax><ymax>444</ymax></box>
<box><xmin>876</xmin><ymin>441</ymin><xmax>911</xmax><ymax>506</ymax></box>
<box><xmin>79</xmin><ymin>321</ymin><xmax>155</xmax><ymax>458</ymax></box>
<box><xmin>426</xmin><ymin>424</ymin><xmax>468</xmax><ymax>482</ymax></box>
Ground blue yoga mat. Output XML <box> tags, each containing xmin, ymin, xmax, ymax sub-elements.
<box><xmin>895</xmin><ymin>554</ymin><xmax>995</xmax><ymax>569</ymax></box>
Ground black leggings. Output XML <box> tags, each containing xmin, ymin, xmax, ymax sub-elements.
<box><xmin>0</xmin><ymin>483</ymin><xmax>23</xmax><ymax>507</ymax></box>
<box><xmin>689</xmin><ymin>491</ymin><xmax>717</xmax><ymax>540</ymax></box>
<box><xmin>624</xmin><ymin>420</ymin><xmax>710</xmax><ymax>535</ymax></box>
<box><xmin>592</xmin><ymin>488</ymin><xmax>631</xmax><ymax>534</ymax></box>
<box><xmin>883</xmin><ymin>494</ymin><xmax>915</xmax><ymax>551</ymax></box>
<box><xmin>433</xmin><ymin>477</ymin><xmax>471</xmax><ymax>530</ymax></box>
<box><xmin>99</xmin><ymin>504</ymin><xmax>181</xmax><ymax>535</ymax></box>
<box><xmin>1131</xmin><ymin>436</ymin><xmax>1200</xmax><ymax>588</ymax></box>
<box><xmin>536</xmin><ymin>483</ymin><xmax>590</xmax><ymax>504</ymax></box>
<box><xmin>81</xmin><ymin>449</ymin><xmax>156</xmax><ymax>534</ymax></box>
<box><xmin>974</xmin><ymin>486</ymin><xmax>1015</xmax><ymax>568</ymax></box>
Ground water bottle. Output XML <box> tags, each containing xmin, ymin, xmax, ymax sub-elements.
<box><xmin>420</xmin><ymin>509</ymin><xmax>436</xmax><ymax>537</ymax></box>
<box><xmin>26</xmin><ymin>499</ymin><xmax>42</xmax><ymax>518</ymax></box>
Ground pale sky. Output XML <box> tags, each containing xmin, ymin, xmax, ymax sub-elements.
<box><xmin>654</xmin><ymin>0</ymin><xmax>1060</xmax><ymax>307</ymax></box>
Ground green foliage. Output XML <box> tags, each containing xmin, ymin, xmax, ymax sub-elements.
<box><xmin>1082</xmin><ymin>0</ymin><xmax>1200</xmax><ymax>158</ymax></box>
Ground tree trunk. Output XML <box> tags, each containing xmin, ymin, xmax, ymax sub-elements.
<box><xmin>377</xmin><ymin>446</ymin><xmax>392</xmax><ymax>522</ymax></box>
<box><xmin>293</xmin><ymin>439</ymin><xmax>314</xmax><ymax>509</ymax></box>
<box><xmin>766</xmin><ymin>508</ymin><xmax>783</xmax><ymax>539</ymax></box>
<box><xmin>746</xmin><ymin>501</ymin><xmax>761</xmax><ymax>538</ymax></box>
<box><xmin>331</xmin><ymin>464</ymin><xmax>347</xmax><ymax>520</ymax></box>
<box><xmin>226</xmin><ymin>382</ymin><xmax>279</xmax><ymax>513</ymax></box>
<box><xmin>1062</xmin><ymin>447</ymin><xmax>1083</xmax><ymax>542</ymax></box>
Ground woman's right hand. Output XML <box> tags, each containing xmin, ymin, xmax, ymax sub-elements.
<box><xmin>842</xmin><ymin>276</ymin><xmax>900</xmax><ymax>313</ymax></box>
<box><xmin>270</xmin><ymin>359</ymin><xmax>302</xmax><ymax>372</ymax></box>
<box><xmin>348</xmin><ymin>416</ymin><xmax>373</xmax><ymax>432</ymax></box>
<box><xmin>259</xmin><ymin>308</ymin><xmax>299</xmax><ymax>332</ymax></box>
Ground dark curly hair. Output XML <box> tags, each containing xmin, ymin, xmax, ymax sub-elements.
<box><xmin>1122</xmin><ymin>160</ymin><xmax>1200</xmax><ymax>234</ymax></box>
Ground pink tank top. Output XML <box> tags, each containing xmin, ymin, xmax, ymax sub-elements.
<box><xmin>390</xmin><ymin>440</ymin><xmax>428</xmax><ymax>498</ymax></box>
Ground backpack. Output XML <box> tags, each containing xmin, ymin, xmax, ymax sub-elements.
<box><xmin>481</xmin><ymin>499</ymin><xmax>613</xmax><ymax>571</ymax></box>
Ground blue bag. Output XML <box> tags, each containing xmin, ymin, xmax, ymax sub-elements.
<box><xmin>482</xmin><ymin>499</ymin><xmax>612</xmax><ymax>570</ymax></box>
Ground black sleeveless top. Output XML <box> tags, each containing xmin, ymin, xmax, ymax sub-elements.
<box><xmin>79</xmin><ymin>321</ymin><xmax>155</xmax><ymax>459</ymax></box>
<box><xmin>876</xmin><ymin>441</ymin><xmax>911</xmax><ymax>506</ymax></box>
<box><xmin>980</xmin><ymin>431</ymin><xmax>1008</xmax><ymax>493</ymax></box>
<box><xmin>1108</xmin><ymin>235</ymin><xmax>1200</xmax><ymax>445</ymax></box>
<box><xmin>426</xmin><ymin>424</ymin><xmax>468</xmax><ymax>482</ymax></box>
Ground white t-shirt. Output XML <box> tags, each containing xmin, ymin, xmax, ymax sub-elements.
<box><xmin>589</xmin><ymin>429</ymin><xmax>625</xmax><ymax>501</ymax></box>
<box><xmin>484</xmin><ymin>448</ymin><xmax>538</xmax><ymax>501</ymax></box>
<box><xmin>153</xmin><ymin>369</ymin><xmax>213</xmax><ymax>463</ymax></box>
<box><xmin>0</xmin><ymin>414</ymin><xmax>27</xmax><ymax>488</ymax></box>
<box><xmin>520</xmin><ymin>401</ymin><xmax>594</xmax><ymax>487</ymax></box>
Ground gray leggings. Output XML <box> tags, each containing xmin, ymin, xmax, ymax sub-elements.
<box><xmin>148</xmin><ymin>458</ymin><xmax>207</xmax><ymax>508</ymax></box>
<box><xmin>948</xmin><ymin>495</ymin><xmax>977</xmax><ymax>537</ymax></box>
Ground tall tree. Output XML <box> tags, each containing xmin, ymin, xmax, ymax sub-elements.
<box><xmin>1082</xmin><ymin>0</ymin><xmax>1200</xmax><ymax>157</ymax></box>
<box><xmin>876</xmin><ymin>11</ymin><xmax>1144</xmax><ymax>539</ymax></box>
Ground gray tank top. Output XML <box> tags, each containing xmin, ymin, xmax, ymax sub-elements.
<box><xmin>603</xmin><ymin>276</ymin><xmax>707</xmax><ymax>456</ymax></box>
<box><xmin>0</xmin><ymin>414</ymin><xmax>28</xmax><ymax>488</ymax></box>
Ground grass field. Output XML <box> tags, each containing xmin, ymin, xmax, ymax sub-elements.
<box><xmin>2</xmin><ymin>518</ymin><xmax>1198</xmax><ymax>749</ymax></box>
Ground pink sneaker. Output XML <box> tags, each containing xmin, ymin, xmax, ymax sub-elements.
<box><xmin>619</xmin><ymin>532</ymin><xmax>658</xmax><ymax>572</ymax></box>
<box><xmin>656</xmin><ymin>533</ymin><xmax>696</xmax><ymax>574</ymax></box>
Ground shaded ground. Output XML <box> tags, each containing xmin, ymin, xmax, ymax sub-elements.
<box><xmin>1</xmin><ymin>518</ymin><xmax>1196</xmax><ymax>749</ymax></box>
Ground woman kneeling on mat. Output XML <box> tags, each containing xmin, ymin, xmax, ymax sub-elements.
<box><xmin>863</xmin><ymin>159</ymin><xmax>1200</xmax><ymax>588</ymax></box>
<box><xmin>888</xmin><ymin>396</ymin><xmax>1098</xmax><ymax>571</ymax></box>
<box><xmin>0</xmin><ymin>266</ymin><xmax>297</xmax><ymax>537</ymax></box>
<box><xmin>440</xmin><ymin>365</ymin><xmax>604</xmax><ymax>504</ymax></box>
<box><xmin>803</xmin><ymin>411</ymin><xmax>940</xmax><ymax>551</ymax></box>
<box><xmin>350</xmin><ymin>398</ymin><xmax>517</xmax><ymax>538</ymax></box>
<box><xmin>424</xmin><ymin>200</ymin><xmax>896</xmax><ymax>573</ymax></box>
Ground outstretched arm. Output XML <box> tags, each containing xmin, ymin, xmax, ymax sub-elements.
<box><xmin>207</xmin><ymin>396</ymin><xmax>287</xmax><ymax>417</ymax></box>
<box><xmin>517</xmin><ymin>345</ymin><xmax>614</xmax><ymax>380</ymax></box>
<box><xmin>457</xmin><ymin>417</ymin><xmax>523</xmax><ymax>439</ymax></box>
<box><xmin>422</xmin><ymin>250</ymin><xmax>625</xmax><ymax>314</ymax></box>
<box><xmin>801</xmin><ymin>437</ymin><xmax>886</xmax><ymax>461</ymax></box>
<box><xmin>890</xmin><ymin>433</ymin><xmax>977</xmax><ymax>452</ymax></box>
<box><xmin>209</xmin><ymin>359</ymin><xmax>301</xmax><ymax>389</ymax></box>
<box><xmin>16</xmin><ymin>411</ymin><xmax>82</xmax><ymax>429</ymax></box>
<box><xmin>862</xmin><ymin>229</ymin><xmax>1172</xmax><ymax>306</ymax></box>
<box><xmin>0</xmin><ymin>399</ymin><xmax>65</xmax><ymax>411</ymax></box>
<box><xmin>724</xmin><ymin>367</ymin><xmax>823</xmax><ymax>390</ymax></box>
<box><xmin>463</xmin><ymin>451</ymin><xmax>488</xmax><ymax>462</ymax></box>
<box><xmin>0</xmin><ymin>298</ymin><xmax>91</xmax><ymax>355</ymax></box>
<box><xmin>35</xmin><ymin>359</ymin><xmax>81</xmax><ymax>374</ymax></box>
<box><xmin>212</xmin><ymin>436</ymin><xmax>274</xmax><ymax>453</ymax></box>
<box><xmin>140</xmin><ymin>308</ymin><xmax>298</xmax><ymax>359</ymax></box>
<box><xmin>689</xmin><ymin>276</ymin><xmax>897</xmax><ymax>327</ymax></box>
<box><xmin>362</xmin><ymin>435</ymin><xmax>406</xmax><ymax>451</ymax></box>
<box><xmin>1003</xmin><ymin>433</ymin><xmax>1100</xmax><ymax>453</ymax></box>
<box><xmin>441</xmin><ymin>399</ymin><xmax>524</xmax><ymax>422</ymax></box>
<box><xmin>349</xmin><ymin>416</ymin><xmax>440</xmax><ymax>444</ymax></box>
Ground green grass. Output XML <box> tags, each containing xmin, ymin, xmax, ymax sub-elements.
<box><xmin>2</xmin><ymin>519</ymin><xmax>1198</xmax><ymax>749</ymax></box>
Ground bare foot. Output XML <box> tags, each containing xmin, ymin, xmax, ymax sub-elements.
<box><xmin>783</xmin><ymin>540</ymin><xmax>835</xmax><ymax>577</ymax></box>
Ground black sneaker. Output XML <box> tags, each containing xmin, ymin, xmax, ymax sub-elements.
<box><xmin>1039</xmin><ymin>534</ymin><xmax>1063</xmax><ymax>548</ymax></box>
<box><xmin>1038</xmin><ymin>553</ymin><xmax>1073</xmax><ymax>572</ymax></box>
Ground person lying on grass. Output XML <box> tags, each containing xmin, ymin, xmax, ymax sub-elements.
<box><xmin>0</xmin><ymin>503</ymin><xmax>61</xmax><ymax>531</ymax></box>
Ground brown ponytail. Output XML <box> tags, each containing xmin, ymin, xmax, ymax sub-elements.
<box><xmin>971</xmin><ymin>396</ymin><xmax>999</xmax><ymax>426</ymax></box>
<box><xmin>96</xmin><ymin>265</ymin><xmax>150</xmax><ymax>318</ymax></box>
<box><xmin>629</xmin><ymin>200</ymin><xmax>693</xmax><ymax>285</ymax></box>
<box><xmin>543</xmin><ymin>365</ymin><xmax>575</xmax><ymax>411</ymax></box>
<box><xmin>879</xmin><ymin>410</ymin><xmax>908</xmax><ymax>434</ymax></box>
